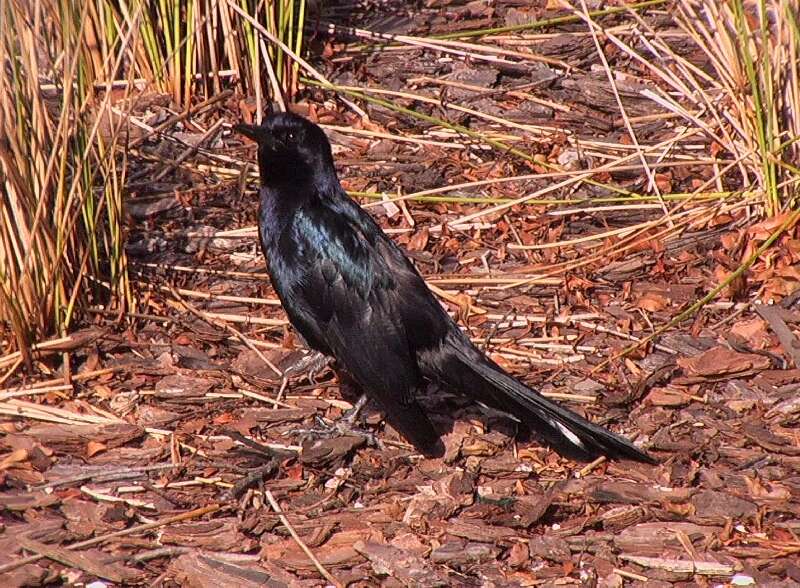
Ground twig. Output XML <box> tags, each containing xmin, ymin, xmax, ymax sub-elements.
<box><xmin>0</xmin><ymin>384</ymin><xmax>73</xmax><ymax>400</ymax></box>
<box><xmin>128</xmin><ymin>90</ymin><xmax>233</xmax><ymax>148</ymax></box>
<box><xmin>80</xmin><ymin>485</ymin><xmax>156</xmax><ymax>509</ymax></box>
<box><xmin>0</xmin><ymin>357</ymin><xmax>23</xmax><ymax>386</ymax></box>
<box><xmin>613</xmin><ymin>568</ymin><xmax>649</xmax><ymax>582</ymax></box>
<box><xmin>0</xmin><ymin>333</ymin><xmax>83</xmax><ymax>369</ymax></box>
<box><xmin>224</xmin><ymin>429</ymin><xmax>298</xmax><ymax>459</ymax></box>
<box><xmin>130</xmin><ymin>546</ymin><xmax>191</xmax><ymax>563</ymax></box>
<box><xmin>36</xmin><ymin>463</ymin><xmax>180</xmax><ymax>489</ymax></box>
<box><xmin>263</xmin><ymin>489</ymin><xmax>342</xmax><ymax>587</ymax></box>
<box><xmin>0</xmin><ymin>399</ymin><xmax>122</xmax><ymax>425</ymax></box>
<box><xmin>153</xmin><ymin>118</ymin><xmax>226</xmax><ymax>181</ymax></box>
<box><xmin>238</xmin><ymin>386</ymin><xmax>296</xmax><ymax>408</ymax></box>
<box><xmin>577</xmin><ymin>456</ymin><xmax>607</xmax><ymax>477</ymax></box>
<box><xmin>226</xmin><ymin>460</ymin><xmax>277</xmax><ymax>500</ymax></box>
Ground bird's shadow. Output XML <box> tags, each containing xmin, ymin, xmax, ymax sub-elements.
<box><xmin>335</xmin><ymin>373</ymin><xmax>536</xmax><ymax>457</ymax></box>
<box><xmin>336</xmin><ymin>374</ymin><xmax>609</xmax><ymax>463</ymax></box>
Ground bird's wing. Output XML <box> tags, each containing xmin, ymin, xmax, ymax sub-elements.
<box><xmin>274</xmin><ymin>194</ymin><xmax>443</xmax><ymax>454</ymax></box>
<box><xmin>330</xmin><ymin>195</ymin><xmax>452</xmax><ymax>347</ymax></box>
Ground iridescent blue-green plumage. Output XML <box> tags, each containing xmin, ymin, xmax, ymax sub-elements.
<box><xmin>236</xmin><ymin>112</ymin><xmax>654</xmax><ymax>463</ymax></box>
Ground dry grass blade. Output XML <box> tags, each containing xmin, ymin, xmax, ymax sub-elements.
<box><xmin>94</xmin><ymin>0</ymin><xmax>306</xmax><ymax>109</ymax></box>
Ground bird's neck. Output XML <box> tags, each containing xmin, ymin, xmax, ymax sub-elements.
<box><xmin>256</xmin><ymin>178</ymin><xmax>334</xmax><ymax>240</ymax></box>
<box><xmin>258</xmin><ymin>184</ymin><xmax>300</xmax><ymax>242</ymax></box>
<box><xmin>257</xmin><ymin>163</ymin><xmax>344</xmax><ymax>245</ymax></box>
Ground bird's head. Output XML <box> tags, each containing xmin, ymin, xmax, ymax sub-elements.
<box><xmin>235</xmin><ymin>111</ymin><xmax>335</xmax><ymax>186</ymax></box>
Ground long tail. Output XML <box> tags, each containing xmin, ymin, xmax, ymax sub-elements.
<box><xmin>430</xmin><ymin>335</ymin><xmax>655</xmax><ymax>463</ymax></box>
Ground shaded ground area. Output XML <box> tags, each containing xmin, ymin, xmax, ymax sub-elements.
<box><xmin>2</xmin><ymin>1</ymin><xmax>800</xmax><ymax>586</ymax></box>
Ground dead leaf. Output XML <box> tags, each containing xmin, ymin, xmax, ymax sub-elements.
<box><xmin>354</xmin><ymin>541</ymin><xmax>448</xmax><ymax>585</ymax></box>
<box><xmin>0</xmin><ymin>448</ymin><xmax>28</xmax><ymax>471</ymax></box>
<box><xmin>86</xmin><ymin>441</ymin><xmax>106</xmax><ymax>458</ymax></box>
<box><xmin>407</xmin><ymin>227</ymin><xmax>430</xmax><ymax>251</ymax></box>
<box><xmin>636</xmin><ymin>291</ymin><xmax>669</xmax><ymax>312</ymax></box>
<box><xmin>645</xmin><ymin>386</ymin><xmax>691</xmax><ymax>407</ymax></box>
<box><xmin>677</xmin><ymin>346</ymin><xmax>771</xmax><ymax>378</ymax></box>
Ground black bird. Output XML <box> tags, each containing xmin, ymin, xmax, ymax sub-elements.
<box><xmin>235</xmin><ymin>112</ymin><xmax>654</xmax><ymax>464</ymax></box>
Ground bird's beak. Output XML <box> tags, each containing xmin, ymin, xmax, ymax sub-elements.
<box><xmin>234</xmin><ymin>123</ymin><xmax>281</xmax><ymax>150</ymax></box>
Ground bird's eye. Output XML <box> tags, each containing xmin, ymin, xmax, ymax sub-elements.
<box><xmin>286</xmin><ymin>131</ymin><xmax>295</xmax><ymax>141</ymax></box>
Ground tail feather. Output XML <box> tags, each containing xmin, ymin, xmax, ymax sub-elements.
<box><xmin>478</xmin><ymin>361</ymin><xmax>654</xmax><ymax>462</ymax></box>
<box><xmin>441</xmin><ymin>342</ymin><xmax>655</xmax><ymax>463</ymax></box>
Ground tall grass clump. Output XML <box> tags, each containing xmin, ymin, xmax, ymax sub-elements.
<box><xmin>0</xmin><ymin>0</ymin><xmax>132</xmax><ymax>364</ymax></box>
<box><xmin>676</xmin><ymin>0</ymin><xmax>799</xmax><ymax>215</ymax></box>
<box><xmin>94</xmin><ymin>0</ymin><xmax>306</xmax><ymax>109</ymax></box>
<box><xmin>1</xmin><ymin>0</ymin><xmax>309</xmax><ymax>364</ymax></box>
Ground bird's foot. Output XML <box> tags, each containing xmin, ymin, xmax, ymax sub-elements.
<box><xmin>289</xmin><ymin>395</ymin><xmax>381</xmax><ymax>449</ymax></box>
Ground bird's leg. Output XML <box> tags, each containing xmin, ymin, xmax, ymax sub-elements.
<box><xmin>282</xmin><ymin>350</ymin><xmax>332</xmax><ymax>384</ymax></box>
<box><xmin>341</xmin><ymin>393</ymin><xmax>369</xmax><ymax>427</ymax></box>
<box><xmin>276</xmin><ymin>351</ymin><xmax>333</xmax><ymax>402</ymax></box>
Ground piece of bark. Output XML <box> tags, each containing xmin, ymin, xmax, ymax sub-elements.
<box><xmin>354</xmin><ymin>541</ymin><xmax>449</xmax><ymax>586</ymax></box>
<box><xmin>233</xmin><ymin>348</ymin><xmax>312</xmax><ymax>382</ymax></box>
<box><xmin>429</xmin><ymin>541</ymin><xmax>498</xmax><ymax>565</ymax></box>
<box><xmin>528</xmin><ymin>534</ymin><xmax>572</xmax><ymax>563</ymax></box>
<box><xmin>261</xmin><ymin>529</ymin><xmax>374</xmax><ymax>570</ymax></box>
<box><xmin>742</xmin><ymin>421</ymin><xmax>800</xmax><ymax>456</ymax></box>
<box><xmin>755</xmin><ymin>305</ymin><xmax>800</xmax><ymax>367</ymax></box>
<box><xmin>676</xmin><ymin>347</ymin><xmax>770</xmax><ymax>381</ymax></box>
<box><xmin>13</xmin><ymin>423</ymin><xmax>143</xmax><ymax>455</ymax></box>
<box><xmin>61</xmin><ymin>499</ymin><xmax>127</xmax><ymax>539</ymax></box>
<box><xmin>619</xmin><ymin>554</ymin><xmax>739</xmax><ymax>575</ymax></box>
<box><xmin>0</xmin><ymin>491</ymin><xmax>60</xmax><ymax>511</ymax></box>
<box><xmin>590</xmin><ymin>481</ymin><xmax>693</xmax><ymax>505</ymax></box>
<box><xmin>161</xmin><ymin>519</ymin><xmax>257</xmax><ymax>552</ymax></box>
<box><xmin>154</xmin><ymin>374</ymin><xmax>216</xmax><ymax>399</ymax></box>
<box><xmin>239</xmin><ymin>408</ymin><xmax>315</xmax><ymax>424</ymax></box>
<box><xmin>613</xmin><ymin>522</ymin><xmax>721</xmax><ymax>555</ymax></box>
<box><xmin>690</xmin><ymin>490</ymin><xmax>757</xmax><ymax>525</ymax></box>
<box><xmin>168</xmin><ymin>551</ymin><xmax>284</xmax><ymax>588</ymax></box>
<box><xmin>300</xmin><ymin>435</ymin><xmax>365</xmax><ymax>466</ymax></box>
<box><xmin>402</xmin><ymin>472</ymin><xmax>474</xmax><ymax>532</ymax></box>
<box><xmin>445</xmin><ymin>520</ymin><xmax>519</xmax><ymax>543</ymax></box>
<box><xmin>18</xmin><ymin>538</ymin><xmax>141</xmax><ymax>584</ymax></box>
<box><xmin>600</xmin><ymin>505</ymin><xmax>647</xmax><ymax>532</ymax></box>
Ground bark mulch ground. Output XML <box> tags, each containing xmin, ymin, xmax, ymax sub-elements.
<box><xmin>2</xmin><ymin>1</ymin><xmax>800</xmax><ymax>586</ymax></box>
